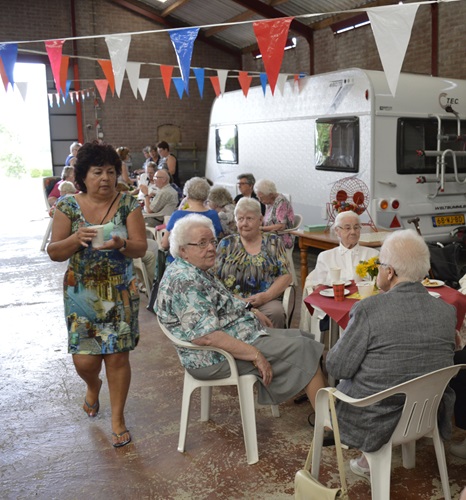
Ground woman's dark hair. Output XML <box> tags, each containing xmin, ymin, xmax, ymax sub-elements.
<box><xmin>74</xmin><ymin>142</ymin><xmax>122</xmax><ymax>192</ymax></box>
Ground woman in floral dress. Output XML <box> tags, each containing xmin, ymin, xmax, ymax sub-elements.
<box><xmin>47</xmin><ymin>142</ymin><xmax>147</xmax><ymax>448</ymax></box>
<box><xmin>215</xmin><ymin>197</ymin><xmax>292</xmax><ymax>328</ymax></box>
<box><xmin>254</xmin><ymin>178</ymin><xmax>295</xmax><ymax>249</ymax></box>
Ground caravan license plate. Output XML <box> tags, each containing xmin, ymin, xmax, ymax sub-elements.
<box><xmin>432</xmin><ymin>214</ymin><xmax>465</xmax><ymax>227</ymax></box>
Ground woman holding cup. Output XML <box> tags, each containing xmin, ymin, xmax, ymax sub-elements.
<box><xmin>47</xmin><ymin>141</ymin><xmax>147</xmax><ymax>448</ymax></box>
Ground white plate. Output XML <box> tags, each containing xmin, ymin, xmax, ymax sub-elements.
<box><xmin>326</xmin><ymin>280</ymin><xmax>352</xmax><ymax>287</ymax></box>
<box><xmin>320</xmin><ymin>288</ymin><xmax>351</xmax><ymax>297</ymax></box>
<box><xmin>428</xmin><ymin>291</ymin><xmax>441</xmax><ymax>298</ymax></box>
<box><xmin>422</xmin><ymin>279</ymin><xmax>445</xmax><ymax>288</ymax></box>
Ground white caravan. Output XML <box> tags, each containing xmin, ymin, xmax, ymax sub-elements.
<box><xmin>205</xmin><ymin>68</ymin><xmax>466</xmax><ymax>242</ymax></box>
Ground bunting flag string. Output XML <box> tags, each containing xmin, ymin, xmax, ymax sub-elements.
<box><xmin>2</xmin><ymin>0</ymin><xmax>442</xmax><ymax>103</ymax></box>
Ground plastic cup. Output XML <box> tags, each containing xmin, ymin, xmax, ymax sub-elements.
<box><xmin>332</xmin><ymin>281</ymin><xmax>345</xmax><ymax>302</ymax></box>
<box><xmin>91</xmin><ymin>225</ymin><xmax>105</xmax><ymax>248</ymax></box>
<box><xmin>357</xmin><ymin>282</ymin><xmax>373</xmax><ymax>299</ymax></box>
<box><xmin>329</xmin><ymin>267</ymin><xmax>341</xmax><ymax>283</ymax></box>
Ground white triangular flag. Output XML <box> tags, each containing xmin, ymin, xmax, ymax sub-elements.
<box><xmin>126</xmin><ymin>61</ymin><xmax>141</xmax><ymax>99</ymax></box>
<box><xmin>276</xmin><ymin>73</ymin><xmax>288</xmax><ymax>96</ymax></box>
<box><xmin>105</xmin><ymin>34</ymin><xmax>131</xmax><ymax>97</ymax></box>
<box><xmin>217</xmin><ymin>69</ymin><xmax>229</xmax><ymax>96</ymax></box>
<box><xmin>15</xmin><ymin>82</ymin><xmax>28</xmax><ymax>101</ymax></box>
<box><xmin>138</xmin><ymin>78</ymin><xmax>150</xmax><ymax>101</ymax></box>
<box><xmin>368</xmin><ymin>4</ymin><xmax>419</xmax><ymax>96</ymax></box>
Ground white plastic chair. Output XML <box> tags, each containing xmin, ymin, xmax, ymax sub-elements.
<box><xmin>299</xmin><ymin>270</ymin><xmax>324</xmax><ymax>341</ymax></box>
<box><xmin>40</xmin><ymin>176</ymin><xmax>60</xmax><ymax>251</ymax></box>
<box><xmin>311</xmin><ymin>364</ymin><xmax>466</xmax><ymax>500</ymax></box>
<box><xmin>279</xmin><ymin>214</ymin><xmax>303</xmax><ymax>286</ymax></box>
<box><xmin>283</xmin><ymin>285</ymin><xmax>296</xmax><ymax>329</ymax></box>
<box><xmin>133</xmin><ymin>257</ymin><xmax>151</xmax><ymax>296</ymax></box>
<box><xmin>157</xmin><ymin>318</ymin><xmax>280</xmax><ymax>465</ymax></box>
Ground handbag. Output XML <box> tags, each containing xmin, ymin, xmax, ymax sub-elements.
<box><xmin>295</xmin><ymin>389</ymin><xmax>349</xmax><ymax>499</ymax></box>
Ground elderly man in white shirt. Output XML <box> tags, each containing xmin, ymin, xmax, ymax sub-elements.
<box><xmin>299</xmin><ymin>211</ymin><xmax>379</xmax><ymax>334</ymax></box>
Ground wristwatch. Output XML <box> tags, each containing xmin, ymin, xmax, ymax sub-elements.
<box><xmin>244</xmin><ymin>302</ymin><xmax>253</xmax><ymax>311</ymax></box>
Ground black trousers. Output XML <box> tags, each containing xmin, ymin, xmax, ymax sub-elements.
<box><xmin>451</xmin><ymin>347</ymin><xmax>466</xmax><ymax>430</ymax></box>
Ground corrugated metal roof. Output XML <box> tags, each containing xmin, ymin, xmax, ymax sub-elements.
<box><xmin>129</xmin><ymin>0</ymin><xmax>417</xmax><ymax>53</ymax></box>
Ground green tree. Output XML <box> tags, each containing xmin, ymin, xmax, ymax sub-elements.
<box><xmin>0</xmin><ymin>124</ymin><xmax>27</xmax><ymax>178</ymax></box>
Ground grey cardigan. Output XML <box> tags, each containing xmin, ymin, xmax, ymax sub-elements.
<box><xmin>326</xmin><ymin>281</ymin><xmax>456</xmax><ymax>452</ymax></box>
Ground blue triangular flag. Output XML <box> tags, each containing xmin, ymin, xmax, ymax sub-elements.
<box><xmin>260</xmin><ymin>73</ymin><xmax>268</xmax><ymax>96</ymax></box>
<box><xmin>169</xmin><ymin>27</ymin><xmax>200</xmax><ymax>95</ymax></box>
<box><xmin>193</xmin><ymin>68</ymin><xmax>205</xmax><ymax>98</ymax></box>
<box><xmin>0</xmin><ymin>43</ymin><xmax>18</xmax><ymax>88</ymax></box>
<box><xmin>173</xmin><ymin>77</ymin><xmax>185</xmax><ymax>99</ymax></box>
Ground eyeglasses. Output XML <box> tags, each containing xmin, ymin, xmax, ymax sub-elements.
<box><xmin>236</xmin><ymin>216</ymin><xmax>258</xmax><ymax>224</ymax></box>
<box><xmin>376</xmin><ymin>260</ymin><xmax>398</xmax><ymax>276</ymax></box>
<box><xmin>186</xmin><ymin>239</ymin><xmax>218</xmax><ymax>249</ymax></box>
<box><xmin>154</xmin><ymin>176</ymin><xmax>166</xmax><ymax>179</ymax></box>
<box><xmin>237</xmin><ymin>182</ymin><xmax>250</xmax><ymax>186</ymax></box>
<box><xmin>337</xmin><ymin>224</ymin><xmax>362</xmax><ymax>232</ymax></box>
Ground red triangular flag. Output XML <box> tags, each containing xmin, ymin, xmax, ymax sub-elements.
<box><xmin>253</xmin><ymin>18</ymin><xmax>293</xmax><ymax>95</ymax></box>
<box><xmin>209</xmin><ymin>76</ymin><xmax>221</xmax><ymax>97</ymax></box>
<box><xmin>60</xmin><ymin>55</ymin><xmax>70</xmax><ymax>94</ymax></box>
<box><xmin>97</xmin><ymin>59</ymin><xmax>115</xmax><ymax>96</ymax></box>
<box><xmin>238</xmin><ymin>71</ymin><xmax>253</xmax><ymax>97</ymax></box>
<box><xmin>94</xmin><ymin>79</ymin><xmax>109</xmax><ymax>103</ymax></box>
<box><xmin>45</xmin><ymin>39</ymin><xmax>65</xmax><ymax>93</ymax></box>
<box><xmin>160</xmin><ymin>65</ymin><xmax>173</xmax><ymax>98</ymax></box>
<box><xmin>0</xmin><ymin>58</ymin><xmax>8</xmax><ymax>91</ymax></box>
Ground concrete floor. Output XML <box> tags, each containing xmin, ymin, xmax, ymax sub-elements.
<box><xmin>1</xmin><ymin>179</ymin><xmax>465</xmax><ymax>499</ymax></box>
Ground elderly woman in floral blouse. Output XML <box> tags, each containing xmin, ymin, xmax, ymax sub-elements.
<box><xmin>215</xmin><ymin>197</ymin><xmax>292</xmax><ymax>328</ymax></box>
<box><xmin>254</xmin><ymin>178</ymin><xmax>295</xmax><ymax>250</ymax></box>
<box><xmin>156</xmin><ymin>213</ymin><xmax>326</xmax><ymax>412</ymax></box>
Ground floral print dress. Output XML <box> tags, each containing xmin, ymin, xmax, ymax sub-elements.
<box><xmin>57</xmin><ymin>194</ymin><xmax>140</xmax><ymax>355</ymax></box>
<box><xmin>263</xmin><ymin>193</ymin><xmax>295</xmax><ymax>249</ymax></box>
<box><xmin>215</xmin><ymin>233</ymin><xmax>291</xmax><ymax>298</ymax></box>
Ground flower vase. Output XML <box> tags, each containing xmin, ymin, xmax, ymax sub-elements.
<box><xmin>371</xmin><ymin>277</ymin><xmax>378</xmax><ymax>291</ymax></box>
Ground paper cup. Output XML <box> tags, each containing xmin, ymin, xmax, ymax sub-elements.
<box><xmin>332</xmin><ymin>281</ymin><xmax>345</xmax><ymax>302</ymax></box>
<box><xmin>357</xmin><ymin>282</ymin><xmax>373</xmax><ymax>299</ymax></box>
<box><xmin>329</xmin><ymin>267</ymin><xmax>341</xmax><ymax>283</ymax></box>
<box><xmin>91</xmin><ymin>225</ymin><xmax>105</xmax><ymax>248</ymax></box>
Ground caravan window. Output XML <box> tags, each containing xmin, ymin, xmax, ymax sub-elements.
<box><xmin>315</xmin><ymin>117</ymin><xmax>359</xmax><ymax>172</ymax></box>
<box><xmin>397</xmin><ymin>118</ymin><xmax>466</xmax><ymax>174</ymax></box>
<box><xmin>215</xmin><ymin>125</ymin><xmax>238</xmax><ymax>164</ymax></box>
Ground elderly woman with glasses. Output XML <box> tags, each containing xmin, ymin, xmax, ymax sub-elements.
<box><xmin>312</xmin><ymin>211</ymin><xmax>379</xmax><ymax>286</ymax></box>
<box><xmin>156</xmin><ymin>213</ymin><xmax>327</xmax><ymax>414</ymax></box>
<box><xmin>215</xmin><ymin>197</ymin><xmax>292</xmax><ymax>328</ymax></box>
<box><xmin>326</xmin><ymin>229</ymin><xmax>456</xmax><ymax>478</ymax></box>
<box><xmin>298</xmin><ymin>210</ymin><xmax>379</xmax><ymax>339</ymax></box>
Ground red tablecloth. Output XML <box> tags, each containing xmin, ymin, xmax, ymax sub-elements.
<box><xmin>304</xmin><ymin>282</ymin><xmax>466</xmax><ymax>331</ymax></box>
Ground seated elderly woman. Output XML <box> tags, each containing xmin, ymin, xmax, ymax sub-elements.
<box><xmin>207</xmin><ymin>186</ymin><xmax>237</xmax><ymax>236</ymax></box>
<box><xmin>48</xmin><ymin>165</ymin><xmax>76</xmax><ymax>206</ymax></box>
<box><xmin>254</xmin><ymin>179</ymin><xmax>295</xmax><ymax>249</ymax></box>
<box><xmin>162</xmin><ymin>177</ymin><xmax>223</xmax><ymax>263</ymax></box>
<box><xmin>156</xmin><ymin>213</ymin><xmax>326</xmax><ymax>413</ymax></box>
<box><xmin>299</xmin><ymin>211</ymin><xmax>379</xmax><ymax>334</ymax></box>
<box><xmin>215</xmin><ymin>197</ymin><xmax>292</xmax><ymax>329</ymax></box>
<box><xmin>326</xmin><ymin>229</ymin><xmax>456</xmax><ymax>479</ymax></box>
